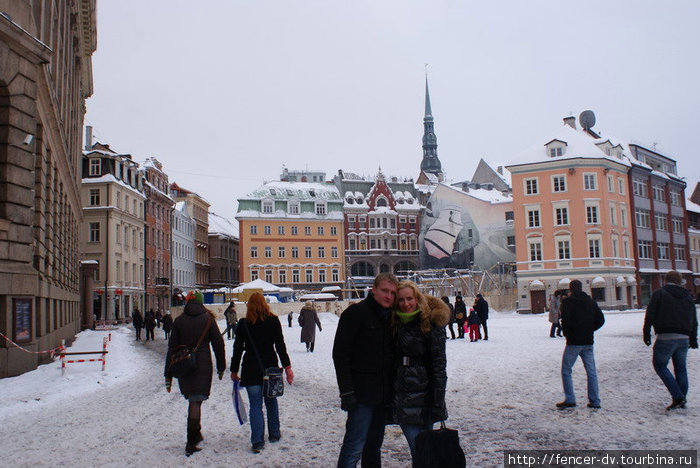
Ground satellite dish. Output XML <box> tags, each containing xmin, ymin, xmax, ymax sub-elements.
<box><xmin>579</xmin><ymin>110</ymin><xmax>596</xmax><ymax>131</ymax></box>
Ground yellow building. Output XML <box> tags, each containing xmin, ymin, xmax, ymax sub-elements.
<box><xmin>236</xmin><ymin>181</ymin><xmax>345</xmax><ymax>290</ymax></box>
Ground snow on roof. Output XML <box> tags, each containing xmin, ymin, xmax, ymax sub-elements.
<box><xmin>236</xmin><ymin>210</ymin><xmax>344</xmax><ymax>220</ymax></box>
<box><xmin>208</xmin><ymin>212</ymin><xmax>239</xmax><ymax>238</ymax></box>
<box><xmin>243</xmin><ymin>181</ymin><xmax>341</xmax><ymax>201</ymax></box>
<box><xmin>686</xmin><ymin>198</ymin><xmax>700</xmax><ymax>213</ymax></box>
<box><xmin>82</xmin><ymin>174</ymin><xmax>145</xmax><ymax>198</ymax></box>
<box><xmin>440</xmin><ymin>183</ymin><xmax>512</xmax><ymax>204</ymax></box>
<box><xmin>231</xmin><ymin>278</ymin><xmax>281</xmax><ymax>292</ymax></box>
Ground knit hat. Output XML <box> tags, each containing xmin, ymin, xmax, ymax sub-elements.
<box><xmin>186</xmin><ymin>290</ymin><xmax>204</xmax><ymax>304</ymax></box>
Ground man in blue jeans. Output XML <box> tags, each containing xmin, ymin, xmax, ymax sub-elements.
<box><xmin>333</xmin><ymin>273</ymin><xmax>398</xmax><ymax>468</ymax></box>
<box><xmin>557</xmin><ymin>279</ymin><xmax>605</xmax><ymax>409</ymax></box>
<box><xmin>643</xmin><ymin>270</ymin><xmax>699</xmax><ymax>410</ymax></box>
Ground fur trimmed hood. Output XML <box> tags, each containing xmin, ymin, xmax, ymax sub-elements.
<box><xmin>423</xmin><ymin>295</ymin><xmax>450</xmax><ymax>328</ymax></box>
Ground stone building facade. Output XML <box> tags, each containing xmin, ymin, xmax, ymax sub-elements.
<box><xmin>207</xmin><ymin>212</ymin><xmax>240</xmax><ymax>290</ymax></box>
<box><xmin>0</xmin><ymin>1</ymin><xmax>96</xmax><ymax>377</ymax></box>
<box><xmin>170</xmin><ymin>183</ymin><xmax>210</xmax><ymax>288</ymax></box>
<box><xmin>171</xmin><ymin>201</ymin><xmax>196</xmax><ymax>304</ymax></box>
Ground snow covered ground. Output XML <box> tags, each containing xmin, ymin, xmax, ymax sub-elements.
<box><xmin>1</xmin><ymin>309</ymin><xmax>698</xmax><ymax>467</ymax></box>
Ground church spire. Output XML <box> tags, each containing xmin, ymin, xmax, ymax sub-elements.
<box><xmin>421</xmin><ymin>73</ymin><xmax>442</xmax><ymax>177</ymax></box>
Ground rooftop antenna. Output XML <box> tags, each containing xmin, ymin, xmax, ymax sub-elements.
<box><xmin>579</xmin><ymin>110</ymin><xmax>596</xmax><ymax>131</ymax></box>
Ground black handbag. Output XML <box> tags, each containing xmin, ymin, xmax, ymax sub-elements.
<box><xmin>415</xmin><ymin>421</ymin><xmax>466</xmax><ymax>468</ymax></box>
<box><xmin>167</xmin><ymin>316</ymin><xmax>211</xmax><ymax>378</ymax></box>
<box><xmin>242</xmin><ymin>319</ymin><xmax>284</xmax><ymax>398</ymax></box>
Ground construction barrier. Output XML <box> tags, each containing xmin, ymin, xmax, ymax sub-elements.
<box><xmin>59</xmin><ymin>335</ymin><xmax>110</xmax><ymax>376</ymax></box>
<box><xmin>0</xmin><ymin>331</ymin><xmax>63</xmax><ymax>358</ymax></box>
<box><xmin>95</xmin><ymin>318</ymin><xmax>129</xmax><ymax>330</ymax></box>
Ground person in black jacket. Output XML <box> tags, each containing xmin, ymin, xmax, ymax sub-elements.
<box><xmin>453</xmin><ymin>295</ymin><xmax>467</xmax><ymax>339</ymax></box>
<box><xmin>643</xmin><ymin>270</ymin><xmax>699</xmax><ymax>410</ymax></box>
<box><xmin>333</xmin><ymin>273</ymin><xmax>398</xmax><ymax>468</ymax></box>
<box><xmin>442</xmin><ymin>296</ymin><xmax>456</xmax><ymax>339</ymax></box>
<box><xmin>230</xmin><ymin>292</ymin><xmax>293</xmax><ymax>454</ymax></box>
<box><xmin>145</xmin><ymin>309</ymin><xmax>156</xmax><ymax>341</ymax></box>
<box><xmin>474</xmin><ymin>293</ymin><xmax>489</xmax><ymax>340</ymax></box>
<box><xmin>132</xmin><ymin>308</ymin><xmax>144</xmax><ymax>341</ymax></box>
<box><xmin>391</xmin><ymin>281</ymin><xmax>449</xmax><ymax>466</ymax></box>
<box><xmin>557</xmin><ymin>279</ymin><xmax>605</xmax><ymax>409</ymax></box>
<box><xmin>164</xmin><ymin>291</ymin><xmax>226</xmax><ymax>456</ymax></box>
<box><xmin>161</xmin><ymin>311</ymin><xmax>173</xmax><ymax>340</ymax></box>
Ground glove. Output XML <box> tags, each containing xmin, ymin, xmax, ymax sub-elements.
<box><xmin>643</xmin><ymin>334</ymin><xmax>651</xmax><ymax>346</ymax></box>
<box><xmin>284</xmin><ymin>366</ymin><xmax>294</xmax><ymax>385</ymax></box>
<box><xmin>230</xmin><ymin>372</ymin><xmax>240</xmax><ymax>381</ymax></box>
<box><xmin>690</xmin><ymin>338</ymin><xmax>698</xmax><ymax>349</ymax></box>
<box><xmin>340</xmin><ymin>392</ymin><xmax>358</xmax><ymax>412</ymax></box>
<box><xmin>165</xmin><ymin>378</ymin><xmax>172</xmax><ymax>393</ymax></box>
<box><xmin>218</xmin><ymin>371</ymin><xmax>224</xmax><ymax>380</ymax></box>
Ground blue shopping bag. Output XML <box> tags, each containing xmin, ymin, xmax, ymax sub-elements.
<box><xmin>232</xmin><ymin>380</ymin><xmax>248</xmax><ymax>425</ymax></box>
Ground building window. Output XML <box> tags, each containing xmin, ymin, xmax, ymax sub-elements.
<box><xmin>291</xmin><ymin>247</ymin><xmax>298</xmax><ymax>258</ymax></box>
<box><xmin>89</xmin><ymin>158</ymin><xmax>101</xmax><ymax>176</ymax></box>
<box><xmin>524</xmin><ymin>178</ymin><xmax>538</xmax><ymax>195</ymax></box>
<box><xmin>318</xmin><ymin>247</ymin><xmax>325</xmax><ymax>258</ymax></box>
<box><xmin>264</xmin><ymin>247</ymin><xmax>272</xmax><ymax>258</ymax></box>
<box><xmin>331</xmin><ymin>246</ymin><xmax>338</xmax><ymax>258</ymax></box>
<box><xmin>318</xmin><ymin>226</ymin><xmax>325</xmax><ymax>236</ymax></box>
<box><xmin>331</xmin><ymin>226</ymin><xmax>337</xmax><ymax>235</ymax></box>
<box><xmin>278</xmin><ymin>247</ymin><xmax>286</xmax><ymax>258</ymax></box>
<box><xmin>618</xmin><ymin>178</ymin><xmax>625</xmax><ymax>195</ymax></box>
<box><xmin>292</xmin><ymin>270</ymin><xmax>300</xmax><ymax>283</ymax></box>
<box><xmin>279</xmin><ymin>270</ymin><xmax>287</xmax><ymax>284</ymax></box>
<box><xmin>251</xmin><ymin>270</ymin><xmax>259</xmax><ymax>281</ymax></box>
<box><xmin>638</xmin><ymin>240</ymin><xmax>652</xmax><ymax>259</ymax></box>
<box><xmin>620</xmin><ymin>206</ymin><xmax>628</xmax><ymax>228</ymax></box>
<box><xmin>607</xmin><ymin>174</ymin><xmax>614</xmax><ymax>192</ymax></box>
<box><xmin>116</xmin><ymin>260</ymin><xmax>121</xmax><ymax>281</ymax></box>
<box><xmin>265</xmin><ymin>270</ymin><xmax>273</xmax><ymax>282</ymax></box>
<box><xmin>672</xmin><ymin>217</ymin><xmax>684</xmax><ymax>233</ymax></box>
<box><xmin>557</xmin><ymin>239</ymin><xmax>571</xmax><ymax>260</ymax></box>
<box><xmin>89</xmin><ymin>222</ymin><xmax>100</xmax><ymax>243</ymax></box>
<box><xmin>262</xmin><ymin>200</ymin><xmax>274</xmax><ymax>213</ymax></box>
<box><xmin>583</xmin><ymin>173</ymin><xmax>597</xmax><ymax>190</ymax></box>
<box><xmin>315</xmin><ymin>202</ymin><xmax>327</xmax><ymax>215</ymax></box>
<box><xmin>288</xmin><ymin>201</ymin><xmax>300</xmax><ymax>214</ymax></box>
<box><xmin>115</xmin><ymin>224</ymin><xmax>121</xmax><ymax>244</ymax></box>
<box><xmin>263</xmin><ymin>225</ymin><xmax>271</xmax><ymax>235</ymax></box>
<box><xmin>305</xmin><ymin>247</ymin><xmax>312</xmax><ymax>258</ymax></box>
<box><xmin>278</xmin><ymin>226</ymin><xmax>285</xmax><ymax>235</ymax></box>
<box><xmin>348</xmin><ymin>217</ymin><xmax>356</xmax><ymax>229</ymax></box>
<box><xmin>552</xmin><ymin>175</ymin><xmax>566</xmax><ymax>192</ymax></box>
<box><xmin>674</xmin><ymin>245</ymin><xmax>686</xmax><ymax>261</ymax></box>
<box><xmin>250</xmin><ymin>225</ymin><xmax>257</xmax><ymax>235</ymax></box>
<box><xmin>633</xmin><ymin>178</ymin><xmax>648</xmax><ymax>198</ymax></box>
<box><xmin>319</xmin><ymin>269</ymin><xmax>326</xmax><ymax>283</ymax></box>
<box><xmin>250</xmin><ymin>247</ymin><xmax>258</xmax><ymax>258</ymax></box>
<box><xmin>291</xmin><ymin>226</ymin><xmax>298</xmax><ymax>235</ymax></box>
<box><xmin>549</xmin><ymin>147</ymin><xmax>563</xmax><ymax>157</ymax></box>
<box><xmin>527</xmin><ymin>209</ymin><xmax>540</xmax><ymax>228</ymax></box>
<box><xmin>529</xmin><ymin>241</ymin><xmax>542</xmax><ymax>261</ymax></box>
<box><xmin>588</xmin><ymin>238</ymin><xmax>601</xmax><ymax>258</ymax></box>
<box><xmin>669</xmin><ymin>189</ymin><xmax>681</xmax><ymax>206</ymax></box>
<box><xmin>612</xmin><ymin>237</ymin><xmax>619</xmax><ymax>257</ymax></box>
<box><xmin>304</xmin><ymin>226</ymin><xmax>311</xmax><ymax>235</ymax></box>
<box><xmin>657</xmin><ymin>242</ymin><xmax>670</xmax><ymax>260</ymax></box>
<box><xmin>655</xmin><ymin>213</ymin><xmax>668</xmax><ymax>231</ymax></box>
<box><xmin>507</xmin><ymin>235</ymin><xmax>515</xmax><ymax>247</ymax></box>
<box><xmin>89</xmin><ymin>189</ymin><xmax>100</xmax><ymax>206</ymax></box>
<box><xmin>586</xmin><ymin>205</ymin><xmax>599</xmax><ymax>224</ymax></box>
<box><xmin>505</xmin><ymin>211</ymin><xmax>514</xmax><ymax>222</ymax></box>
<box><xmin>305</xmin><ymin>269</ymin><xmax>313</xmax><ymax>283</ymax></box>
<box><xmin>623</xmin><ymin>238</ymin><xmax>630</xmax><ymax>258</ymax></box>
<box><xmin>332</xmin><ymin>269</ymin><xmax>339</xmax><ymax>282</ymax></box>
<box><xmin>610</xmin><ymin>204</ymin><xmax>617</xmax><ymax>225</ymax></box>
<box><xmin>555</xmin><ymin>207</ymin><xmax>568</xmax><ymax>226</ymax></box>
<box><xmin>635</xmin><ymin>208</ymin><xmax>651</xmax><ymax>228</ymax></box>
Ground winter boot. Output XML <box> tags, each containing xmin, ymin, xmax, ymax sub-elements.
<box><xmin>195</xmin><ymin>420</ymin><xmax>204</xmax><ymax>444</ymax></box>
<box><xmin>186</xmin><ymin>418</ymin><xmax>202</xmax><ymax>456</ymax></box>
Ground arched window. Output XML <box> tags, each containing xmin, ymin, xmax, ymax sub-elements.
<box><xmin>393</xmin><ymin>261</ymin><xmax>417</xmax><ymax>275</ymax></box>
<box><xmin>351</xmin><ymin>262</ymin><xmax>375</xmax><ymax>277</ymax></box>
<box><xmin>376</xmin><ymin>198</ymin><xmax>387</xmax><ymax>207</ymax></box>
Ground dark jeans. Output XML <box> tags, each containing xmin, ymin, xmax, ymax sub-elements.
<box><xmin>456</xmin><ymin>321</ymin><xmax>465</xmax><ymax>338</ymax></box>
<box><xmin>653</xmin><ymin>338</ymin><xmax>689</xmax><ymax>400</ymax></box>
<box><xmin>145</xmin><ymin>327</ymin><xmax>154</xmax><ymax>341</ymax></box>
<box><xmin>337</xmin><ymin>403</ymin><xmax>386</xmax><ymax>468</ymax></box>
<box><xmin>223</xmin><ymin>323</ymin><xmax>236</xmax><ymax>340</ymax></box>
<box><xmin>480</xmin><ymin>320</ymin><xmax>488</xmax><ymax>340</ymax></box>
<box><xmin>550</xmin><ymin>322</ymin><xmax>562</xmax><ymax>337</ymax></box>
<box><xmin>135</xmin><ymin>327</ymin><xmax>142</xmax><ymax>340</ymax></box>
<box><xmin>447</xmin><ymin>323</ymin><xmax>456</xmax><ymax>339</ymax></box>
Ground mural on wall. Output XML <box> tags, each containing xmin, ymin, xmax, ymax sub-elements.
<box><xmin>419</xmin><ymin>184</ymin><xmax>514</xmax><ymax>270</ymax></box>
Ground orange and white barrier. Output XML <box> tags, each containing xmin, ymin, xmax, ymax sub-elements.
<box><xmin>59</xmin><ymin>337</ymin><xmax>109</xmax><ymax>376</ymax></box>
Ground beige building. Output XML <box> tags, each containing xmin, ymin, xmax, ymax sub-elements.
<box><xmin>81</xmin><ymin>141</ymin><xmax>146</xmax><ymax>320</ymax></box>
<box><xmin>170</xmin><ymin>183</ymin><xmax>210</xmax><ymax>288</ymax></box>
<box><xmin>0</xmin><ymin>1</ymin><xmax>96</xmax><ymax>377</ymax></box>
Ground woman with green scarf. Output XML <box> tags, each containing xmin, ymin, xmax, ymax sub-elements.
<box><xmin>391</xmin><ymin>280</ymin><xmax>450</xmax><ymax>466</ymax></box>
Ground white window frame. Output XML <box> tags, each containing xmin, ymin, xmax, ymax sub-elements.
<box><xmin>551</xmin><ymin>175</ymin><xmax>567</xmax><ymax>193</ymax></box>
<box><xmin>250</xmin><ymin>246</ymin><xmax>258</xmax><ymax>258</ymax></box>
<box><xmin>524</xmin><ymin>178</ymin><xmax>539</xmax><ymax>195</ymax></box>
<box><xmin>262</xmin><ymin>199</ymin><xmax>274</xmax><ymax>214</ymax></box>
<box><xmin>585</xmin><ymin>201</ymin><xmax>600</xmax><ymax>224</ymax></box>
<box><xmin>288</xmin><ymin>200</ymin><xmax>300</xmax><ymax>215</ymax></box>
<box><xmin>89</xmin><ymin>158</ymin><xmax>101</xmax><ymax>176</ymax></box>
<box><xmin>315</xmin><ymin>202</ymin><xmax>327</xmax><ymax>215</ymax></box>
<box><xmin>583</xmin><ymin>173</ymin><xmax>597</xmax><ymax>191</ymax></box>
<box><xmin>528</xmin><ymin>239</ymin><xmax>543</xmax><ymax>262</ymax></box>
<box><xmin>588</xmin><ymin>235</ymin><xmax>602</xmax><ymax>258</ymax></box>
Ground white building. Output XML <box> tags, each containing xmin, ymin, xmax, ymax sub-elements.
<box><xmin>171</xmin><ymin>201</ymin><xmax>196</xmax><ymax>302</ymax></box>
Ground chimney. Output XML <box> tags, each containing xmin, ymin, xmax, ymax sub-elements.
<box><xmin>461</xmin><ymin>182</ymin><xmax>469</xmax><ymax>193</ymax></box>
<box><xmin>563</xmin><ymin>116</ymin><xmax>576</xmax><ymax>129</ymax></box>
<box><xmin>84</xmin><ymin>125</ymin><xmax>93</xmax><ymax>150</ymax></box>
<box><xmin>497</xmin><ymin>166</ymin><xmax>503</xmax><ymax>175</ymax></box>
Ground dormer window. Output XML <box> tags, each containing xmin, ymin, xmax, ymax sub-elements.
<box><xmin>269</xmin><ymin>188</ymin><xmax>277</xmax><ymax>196</ymax></box>
<box><xmin>545</xmin><ymin>139</ymin><xmax>567</xmax><ymax>158</ymax></box>
<box><xmin>549</xmin><ymin>147</ymin><xmax>563</xmax><ymax>157</ymax></box>
<box><xmin>262</xmin><ymin>200</ymin><xmax>274</xmax><ymax>213</ymax></box>
<box><xmin>309</xmin><ymin>189</ymin><xmax>316</xmax><ymax>197</ymax></box>
<box><xmin>89</xmin><ymin>158</ymin><xmax>101</xmax><ymax>176</ymax></box>
<box><xmin>346</xmin><ymin>196</ymin><xmax>354</xmax><ymax>204</ymax></box>
<box><xmin>376</xmin><ymin>198</ymin><xmax>387</xmax><ymax>207</ymax></box>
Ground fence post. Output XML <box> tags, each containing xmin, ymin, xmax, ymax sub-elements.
<box><xmin>60</xmin><ymin>339</ymin><xmax>66</xmax><ymax>376</ymax></box>
<box><xmin>102</xmin><ymin>337</ymin><xmax>107</xmax><ymax>371</ymax></box>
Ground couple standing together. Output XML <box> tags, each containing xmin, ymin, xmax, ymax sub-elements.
<box><xmin>333</xmin><ymin>273</ymin><xmax>449</xmax><ymax>467</ymax></box>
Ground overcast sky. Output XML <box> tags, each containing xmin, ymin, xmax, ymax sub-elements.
<box><xmin>85</xmin><ymin>1</ymin><xmax>700</xmax><ymax>220</ymax></box>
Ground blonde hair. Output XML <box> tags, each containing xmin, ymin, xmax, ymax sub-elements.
<box><xmin>393</xmin><ymin>280</ymin><xmax>431</xmax><ymax>334</ymax></box>
<box><xmin>245</xmin><ymin>292</ymin><xmax>274</xmax><ymax>324</ymax></box>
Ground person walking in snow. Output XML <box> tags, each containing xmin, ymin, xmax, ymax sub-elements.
<box><xmin>164</xmin><ymin>291</ymin><xmax>226</xmax><ymax>456</ymax></box>
<box><xmin>442</xmin><ymin>296</ymin><xmax>456</xmax><ymax>340</ymax></box>
<box><xmin>474</xmin><ymin>293</ymin><xmax>489</xmax><ymax>340</ymax></box>
<box><xmin>156</xmin><ymin>309</ymin><xmax>163</xmax><ymax>328</ymax></box>
<box><xmin>145</xmin><ymin>309</ymin><xmax>156</xmax><ymax>341</ymax></box>
<box><xmin>230</xmin><ymin>292</ymin><xmax>294</xmax><ymax>454</ymax></box>
<box><xmin>643</xmin><ymin>270</ymin><xmax>698</xmax><ymax>410</ymax></box>
<box><xmin>557</xmin><ymin>280</ymin><xmax>605</xmax><ymax>410</ymax></box>
<box><xmin>454</xmin><ymin>295</ymin><xmax>467</xmax><ymax>339</ymax></box>
<box><xmin>333</xmin><ymin>273</ymin><xmax>398</xmax><ymax>468</ymax></box>
<box><xmin>162</xmin><ymin>311</ymin><xmax>173</xmax><ymax>340</ymax></box>
<box><xmin>548</xmin><ymin>291</ymin><xmax>563</xmax><ymax>338</ymax></box>
<box><xmin>390</xmin><ymin>280</ymin><xmax>449</xmax><ymax>466</ymax></box>
<box><xmin>222</xmin><ymin>301</ymin><xmax>237</xmax><ymax>340</ymax></box>
<box><xmin>132</xmin><ymin>308</ymin><xmax>144</xmax><ymax>341</ymax></box>
<box><xmin>298</xmin><ymin>301</ymin><xmax>322</xmax><ymax>352</ymax></box>
<box><xmin>467</xmin><ymin>307</ymin><xmax>481</xmax><ymax>342</ymax></box>
<box><xmin>287</xmin><ymin>311</ymin><xmax>293</xmax><ymax>328</ymax></box>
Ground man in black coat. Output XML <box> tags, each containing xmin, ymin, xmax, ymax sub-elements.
<box><xmin>557</xmin><ymin>279</ymin><xmax>605</xmax><ymax>409</ymax></box>
<box><xmin>643</xmin><ymin>270</ymin><xmax>698</xmax><ymax>410</ymax></box>
<box><xmin>333</xmin><ymin>273</ymin><xmax>398</xmax><ymax>468</ymax></box>
<box><xmin>474</xmin><ymin>293</ymin><xmax>489</xmax><ymax>340</ymax></box>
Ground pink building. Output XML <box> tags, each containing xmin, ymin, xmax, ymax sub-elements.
<box><xmin>507</xmin><ymin>118</ymin><xmax>637</xmax><ymax>313</ymax></box>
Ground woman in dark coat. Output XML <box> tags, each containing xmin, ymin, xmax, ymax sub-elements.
<box><xmin>145</xmin><ymin>309</ymin><xmax>156</xmax><ymax>341</ymax></box>
<box><xmin>132</xmin><ymin>309</ymin><xmax>144</xmax><ymax>341</ymax></box>
<box><xmin>391</xmin><ymin>280</ymin><xmax>449</xmax><ymax>466</ymax></box>
<box><xmin>230</xmin><ymin>292</ymin><xmax>294</xmax><ymax>453</ymax></box>
<box><xmin>161</xmin><ymin>311</ymin><xmax>173</xmax><ymax>340</ymax></box>
<box><xmin>298</xmin><ymin>301</ymin><xmax>322</xmax><ymax>352</ymax></box>
<box><xmin>164</xmin><ymin>291</ymin><xmax>226</xmax><ymax>456</ymax></box>
<box><xmin>454</xmin><ymin>295</ymin><xmax>467</xmax><ymax>338</ymax></box>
